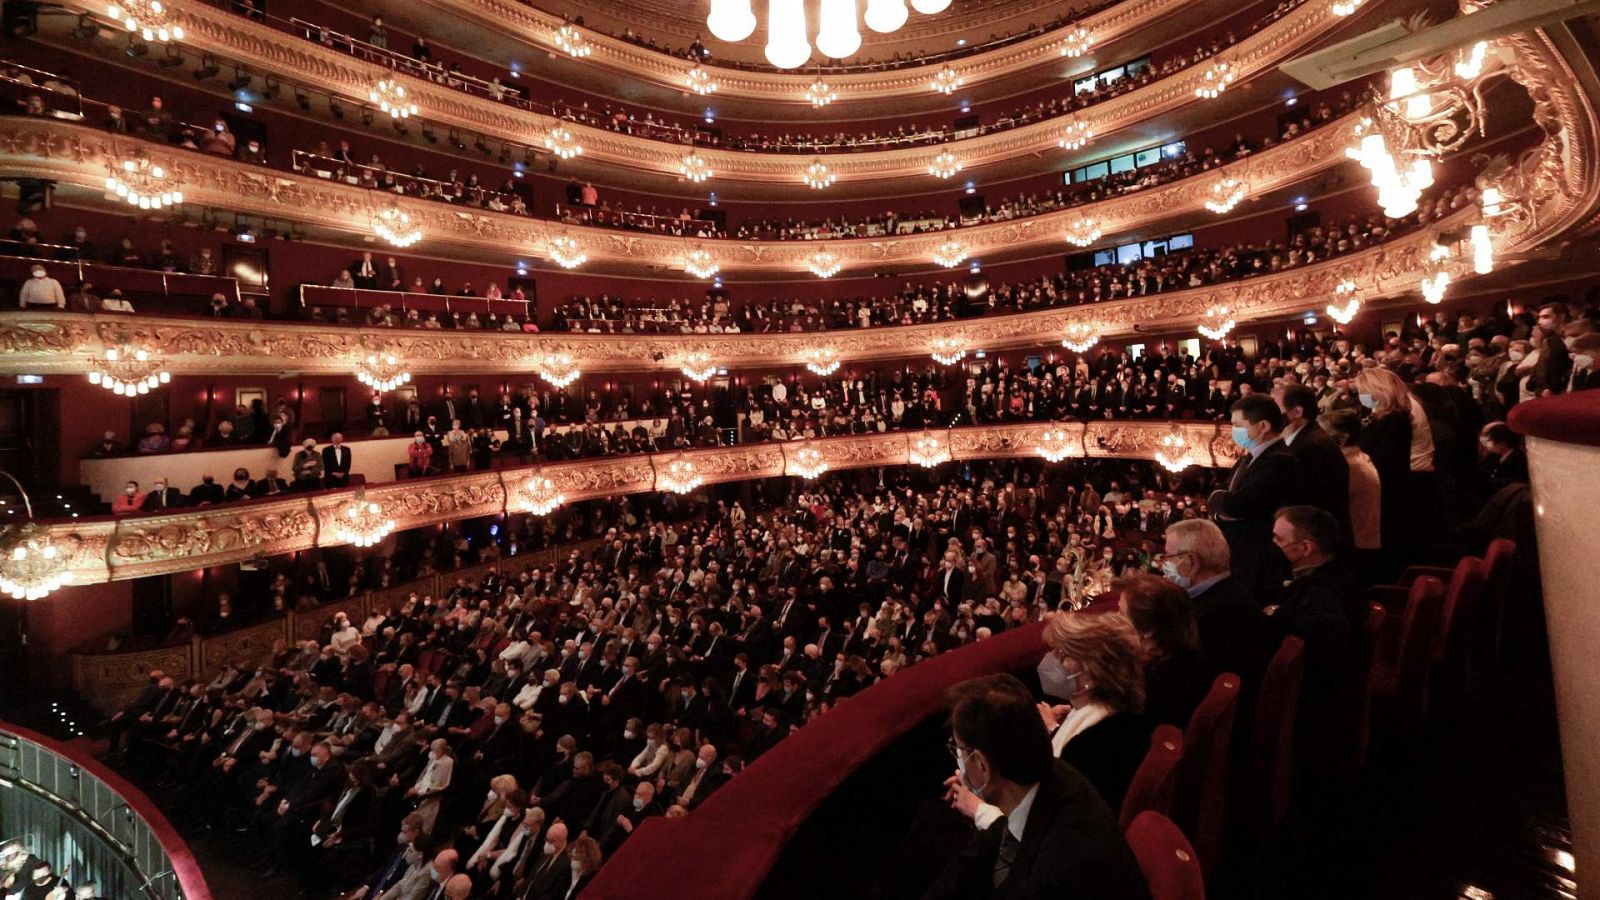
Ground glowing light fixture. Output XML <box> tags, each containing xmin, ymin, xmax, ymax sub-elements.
<box><xmin>659</xmin><ymin>456</ymin><xmax>704</xmax><ymax>494</ymax></box>
<box><xmin>685</xmin><ymin>248</ymin><xmax>720</xmax><ymax>279</ymax></box>
<box><xmin>1198</xmin><ymin>305</ymin><xmax>1236</xmax><ymax>341</ymax></box>
<box><xmin>806</xmin><ymin>249</ymin><xmax>842</xmax><ymax>278</ymax></box>
<box><xmin>1470</xmin><ymin>224</ymin><xmax>1493</xmax><ymax>274</ymax></box>
<box><xmin>544</xmin><ymin>126</ymin><xmax>583</xmax><ymax>160</ymax></box>
<box><xmin>373</xmin><ymin>204</ymin><xmax>422</xmax><ymax>248</ymax></box>
<box><xmin>1204</xmin><ymin>176</ymin><xmax>1246</xmax><ymax>214</ymax></box>
<box><xmin>816</xmin><ymin>0</ymin><xmax>862</xmax><ymax>59</ymax></box>
<box><xmin>707</xmin><ymin>0</ymin><xmax>758</xmax><ymax>42</ymax></box>
<box><xmin>685</xmin><ymin>66</ymin><xmax>719</xmax><ymax>95</ymax></box>
<box><xmin>803</xmin><ymin>346</ymin><xmax>841</xmax><ymax>375</ymax></box>
<box><xmin>1036</xmin><ymin>426</ymin><xmax>1078</xmax><ymax>463</ymax></box>
<box><xmin>548</xmin><ymin>235</ymin><xmax>587</xmax><ymax>269</ymax></box>
<box><xmin>553</xmin><ymin>24</ymin><xmax>593</xmax><ymax>57</ymax></box>
<box><xmin>1064</xmin><ymin>217</ymin><xmax>1102</xmax><ymax>247</ymax></box>
<box><xmin>927</xmin><ymin>148</ymin><xmax>962</xmax><ymax>180</ymax></box>
<box><xmin>520</xmin><ymin>472</ymin><xmax>564</xmax><ymax>516</ymax></box>
<box><xmin>930</xmin><ymin>336</ymin><xmax>966</xmax><ymax>366</ymax></box>
<box><xmin>788</xmin><ymin>443</ymin><xmax>830</xmax><ymax>479</ymax></box>
<box><xmin>105</xmin><ymin>155</ymin><xmax>183</xmax><ymax>210</ymax></box>
<box><xmin>1058</xmin><ymin>118</ymin><xmax>1094</xmax><ymax>150</ymax></box>
<box><xmin>1325</xmin><ymin>279</ymin><xmax>1361</xmax><ymax>325</ymax></box>
<box><xmin>0</xmin><ymin>522</ymin><xmax>72</xmax><ymax>601</ymax></box>
<box><xmin>356</xmin><ymin>353</ymin><xmax>412</xmax><ymax>393</ymax></box>
<box><xmin>1330</xmin><ymin>0</ymin><xmax>1361</xmax><ymax>14</ymax></box>
<box><xmin>805</xmin><ymin>77</ymin><xmax>838</xmax><ymax>107</ymax></box>
<box><xmin>1062</xmin><ymin>322</ymin><xmax>1098</xmax><ymax>353</ymax></box>
<box><xmin>1155</xmin><ymin>431</ymin><xmax>1193</xmax><ymax>473</ymax></box>
<box><xmin>88</xmin><ymin>344</ymin><xmax>169</xmax><ymax>395</ymax></box>
<box><xmin>1454</xmin><ymin>40</ymin><xmax>1489</xmax><ymax>79</ymax></box>
<box><xmin>764</xmin><ymin>0</ymin><xmax>812</xmax><ymax>69</ymax></box>
<box><xmin>1195</xmin><ymin>61</ymin><xmax>1235</xmax><ymax>99</ymax></box>
<box><xmin>909</xmin><ymin>431</ymin><xmax>951</xmax><ymax>468</ymax></box>
<box><xmin>680</xmin><ymin>152</ymin><xmax>712</xmax><ymax>183</ymax></box>
<box><xmin>910</xmin><ymin>0</ymin><xmax>952</xmax><ymax>12</ymax></box>
<box><xmin>802</xmin><ymin>159</ymin><xmax>836</xmax><ymax>189</ymax></box>
<box><xmin>1345</xmin><ymin>117</ymin><xmax>1432</xmax><ymax>218</ymax></box>
<box><xmin>680</xmin><ymin>352</ymin><xmax>720</xmax><ymax>382</ymax></box>
<box><xmin>538</xmin><ymin>352</ymin><xmax>581</xmax><ymax>388</ymax></box>
<box><xmin>367</xmin><ymin>79</ymin><xmax>417</xmax><ymax>118</ymax></box>
<box><xmin>335</xmin><ymin>489</ymin><xmax>395</xmax><ymax>549</ymax></box>
<box><xmin>1059</xmin><ymin>26</ymin><xmax>1094</xmax><ymax>58</ymax></box>
<box><xmin>106</xmin><ymin>0</ymin><xmax>184</xmax><ymax>43</ymax></box>
<box><xmin>864</xmin><ymin>0</ymin><xmax>908</xmax><ymax>34</ymax></box>
<box><xmin>931</xmin><ymin>239</ymin><xmax>968</xmax><ymax>268</ymax></box>
<box><xmin>1420</xmin><ymin>242</ymin><xmax>1451</xmax><ymax>304</ymax></box>
<box><xmin>930</xmin><ymin>65</ymin><xmax>963</xmax><ymax>95</ymax></box>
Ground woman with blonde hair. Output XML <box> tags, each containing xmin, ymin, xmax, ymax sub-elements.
<box><xmin>1354</xmin><ymin>365</ymin><xmax>1437</xmax><ymax>576</ymax></box>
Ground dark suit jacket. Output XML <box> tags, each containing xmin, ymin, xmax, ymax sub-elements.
<box><xmin>1059</xmin><ymin>711</ymin><xmax>1151</xmax><ymax>814</ymax></box>
<box><xmin>1190</xmin><ymin>576</ymin><xmax>1277</xmax><ymax>713</ymax></box>
<box><xmin>262</xmin><ymin>423</ymin><xmax>292</xmax><ymax>457</ymax></box>
<box><xmin>1276</xmin><ymin>560</ymin><xmax>1367</xmax><ymax>774</ymax></box>
<box><xmin>140</xmin><ymin>488</ymin><xmax>186</xmax><ymax>512</ymax></box>
<box><xmin>1285</xmin><ymin>422</ymin><xmax>1351</xmax><ymax>533</ymax></box>
<box><xmin>321</xmin><ymin>445</ymin><xmax>353</xmax><ymax>480</ymax></box>
<box><xmin>1213</xmin><ymin>439</ymin><xmax>1302</xmax><ymax>595</ymax></box>
<box><xmin>522</xmin><ymin>849</ymin><xmax>571</xmax><ymax>900</ymax></box>
<box><xmin>922</xmin><ymin>760</ymin><xmax>1150</xmax><ymax>900</ymax></box>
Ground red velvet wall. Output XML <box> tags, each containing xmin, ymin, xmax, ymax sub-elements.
<box><xmin>25</xmin><ymin>581</ymin><xmax>133</xmax><ymax>690</ymax></box>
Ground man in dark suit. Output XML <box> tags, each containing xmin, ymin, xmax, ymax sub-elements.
<box><xmin>937</xmin><ymin>554</ymin><xmax>967</xmax><ymax>605</ymax></box>
<box><xmin>520</xmin><ymin>822</ymin><xmax>571</xmax><ymax>900</ymax></box>
<box><xmin>261</xmin><ymin>415</ymin><xmax>292</xmax><ymax>457</ymax></box>
<box><xmin>1275</xmin><ymin>383</ymin><xmax>1350</xmax><ymax>534</ymax></box>
<box><xmin>1211</xmin><ymin>395</ymin><xmax>1303</xmax><ymax>601</ymax></box>
<box><xmin>1271</xmin><ymin>506</ymin><xmax>1369</xmax><ymax>790</ymax></box>
<box><xmin>380</xmin><ymin>255</ymin><xmax>405</xmax><ymax>292</ymax></box>
<box><xmin>141</xmin><ymin>478</ymin><xmax>185</xmax><ymax>512</ymax></box>
<box><xmin>321</xmin><ymin>432</ymin><xmax>354</xmax><ymax>488</ymax></box>
<box><xmin>263</xmin><ymin>741</ymin><xmax>345</xmax><ymax>876</ymax></box>
<box><xmin>351</xmin><ymin>251</ymin><xmax>379</xmax><ymax>289</ymax></box>
<box><xmin>924</xmin><ymin>674</ymin><xmax>1149</xmax><ymax>900</ymax></box>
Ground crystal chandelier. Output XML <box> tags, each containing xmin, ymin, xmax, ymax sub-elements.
<box><xmin>1470</xmin><ymin>224</ymin><xmax>1494</xmax><ymax>274</ymax></box>
<box><xmin>1061</xmin><ymin>322</ymin><xmax>1098</xmax><ymax>353</ymax></box>
<box><xmin>802</xmin><ymin>159</ymin><xmax>836</xmax><ymax>190</ymax></box>
<box><xmin>367</xmin><ymin>79</ymin><xmax>416</xmax><ymax>119</ymax></box>
<box><xmin>1455</xmin><ymin>41</ymin><xmax>1490</xmax><ymax>80</ymax></box>
<box><xmin>931</xmin><ymin>239</ymin><xmax>967</xmax><ymax>268</ymax></box>
<box><xmin>1058</xmin><ymin>119</ymin><xmax>1094</xmax><ymax>151</ymax></box>
<box><xmin>684</xmin><ymin>248</ymin><xmax>720</xmax><ymax>279</ymax></box>
<box><xmin>806</xmin><ymin>249</ymin><xmax>842</xmax><ymax>278</ymax></box>
<box><xmin>1195</xmin><ymin>61</ymin><xmax>1235</xmax><ymax>99</ymax></box>
<box><xmin>88</xmin><ymin>344</ymin><xmax>169</xmax><ymax>395</ymax></box>
<box><xmin>1155</xmin><ymin>431</ymin><xmax>1192</xmax><ymax>473</ymax></box>
<box><xmin>788</xmin><ymin>443</ymin><xmax>829</xmax><ymax>480</ymax></box>
<box><xmin>521</xmin><ymin>472</ymin><xmax>565</xmax><ymax>516</ymax></box>
<box><xmin>1345</xmin><ymin>116</ymin><xmax>1434</xmax><ymax>218</ymax></box>
<box><xmin>930</xmin><ymin>336</ymin><xmax>965</xmax><ymax>366</ymax></box>
<box><xmin>908</xmin><ymin>431</ymin><xmax>951</xmax><ymax>468</ymax></box>
<box><xmin>680</xmin><ymin>152</ymin><xmax>712</xmax><ymax>183</ymax></box>
<box><xmin>356</xmin><ymin>353</ymin><xmax>411</xmax><ymax>393</ymax></box>
<box><xmin>548</xmin><ymin>235</ymin><xmax>587</xmax><ymax>269</ymax></box>
<box><xmin>927</xmin><ymin>148</ymin><xmax>961</xmax><ymax>180</ymax></box>
<box><xmin>106</xmin><ymin>0</ymin><xmax>184</xmax><ymax>43</ymax></box>
<box><xmin>658</xmin><ymin>456</ymin><xmax>703</xmax><ymax>494</ymax></box>
<box><xmin>544</xmin><ymin>126</ymin><xmax>583</xmax><ymax>160</ymax></box>
<box><xmin>1059</xmin><ymin>27</ymin><xmax>1094</xmax><ymax>58</ymax></box>
<box><xmin>1330</xmin><ymin>0</ymin><xmax>1361</xmax><ymax>14</ymax></box>
<box><xmin>0</xmin><ymin>522</ymin><xmax>73</xmax><ymax>601</ymax></box>
<box><xmin>1198</xmin><ymin>305</ymin><xmax>1236</xmax><ymax>341</ymax></box>
<box><xmin>805</xmin><ymin>77</ymin><xmax>838</xmax><ymax>107</ymax></box>
<box><xmin>538</xmin><ymin>352</ymin><xmax>581</xmax><ymax>388</ymax></box>
<box><xmin>680</xmin><ymin>352</ymin><xmax>719</xmax><ymax>382</ymax></box>
<box><xmin>930</xmin><ymin>65</ymin><xmax>963</xmax><ymax>95</ymax></box>
<box><xmin>373</xmin><ymin>204</ymin><xmax>422</xmax><ymax>248</ymax></box>
<box><xmin>553</xmin><ymin>24</ymin><xmax>593</xmax><ymax>58</ymax></box>
<box><xmin>334</xmin><ymin>489</ymin><xmax>395</xmax><ymax>549</ymax></box>
<box><xmin>1036</xmin><ymin>426</ymin><xmax>1078</xmax><ymax>463</ymax></box>
<box><xmin>1064</xmin><ymin>217</ymin><xmax>1102</xmax><ymax>248</ymax></box>
<box><xmin>1204</xmin><ymin>176</ymin><xmax>1246</xmax><ymax>214</ymax></box>
<box><xmin>105</xmin><ymin>155</ymin><xmax>182</xmax><ymax>210</ymax></box>
<box><xmin>1420</xmin><ymin>242</ymin><xmax>1451</xmax><ymax>304</ymax></box>
<box><xmin>685</xmin><ymin>66</ymin><xmax>719</xmax><ymax>95</ymax></box>
<box><xmin>803</xmin><ymin>346</ymin><xmax>841</xmax><ymax>376</ymax></box>
<box><xmin>1325</xmin><ymin>279</ymin><xmax>1361</xmax><ymax>325</ymax></box>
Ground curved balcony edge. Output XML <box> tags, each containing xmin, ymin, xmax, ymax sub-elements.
<box><xmin>0</xmin><ymin>720</ymin><xmax>215</xmax><ymax>900</ymax></box>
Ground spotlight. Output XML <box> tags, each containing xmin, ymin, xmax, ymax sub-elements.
<box><xmin>262</xmin><ymin>76</ymin><xmax>281</xmax><ymax>99</ymax></box>
<box><xmin>361</xmin><ymin>106</ymin><xmax>374</xmax><ymax>126</ymax></box>
<box><xmin>72</xmin><ymin>14</ymin><xmax>96</xmax><ymax>40</ymax></box>
<box><xmin>125</xmin><ymin>36</ymin><xmax>149</xmax><ymax>57</ymax></box>
<box><xmin>228</xmin><ymin>68</ymin><xmax>252</xmax><ymax>92</ymax></box>
<box><xmin>295</xmin><ymin>89</ymin><xmax>311</xmax><ymax>110</ymax></box>
<box><xmin>193</xmin><ymin>54</ymin><xmax>220</xmax><ymax>80</ymax></box>
<box><xmin>330</xmin><ymin>98</ymin><xmax>344</xmax><ymax>119</ymax></box>
<box><xmin>422</xmin><ymin>123</ymin><xmax>438</xmax><ymax>143</ymax></box>
<box><xmin>157</xmin><ymin>45</ymin><xmax>183</xmax><ymax>68</ymax></box>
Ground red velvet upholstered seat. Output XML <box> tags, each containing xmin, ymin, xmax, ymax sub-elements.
<box><xmin>1127</xmin><ymin>811</ymin><xmax>1207</xmax><ymax>900</ymax></box>
<box><xmin>1120</xmin><ymin>724</ymin><xmax>1184</xmax><ymax>830</ymax></box>
<box><xmin>1172</xmin><ymin>673</ymin><xmax>1239</xmax><ymax>879</ymax></box>
<box><xmin>1369</xmin><ymin>576</ymin><xmax>1445</xmax><ymax>744</ymax></box>
<box><xmin>1245</xmin><ymin>636</ymin><xmax>1303</xmax><ymax>832</ymax></box>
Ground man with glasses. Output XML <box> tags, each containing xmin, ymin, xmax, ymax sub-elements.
<box><xmin>924</xmin><ymin>674</ymin><xmax>1148</xmax><ymax>900</ymax></box>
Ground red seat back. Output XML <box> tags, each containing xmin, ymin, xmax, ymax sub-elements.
<box><xmin>1470</xmin><ymin>539</ymin><xmax>1517</xmax><ymax>690</ymax></box>
<box><xmin>1433</xmin><ymin>557</ymin><xmax>1486</xmax><ymax>666</ymax></box>
<box><xmin>1247</xmin><ymin>636</ymin><xmax>1303</xmax><ymax>831</ymax></box>
<box><xmin>1172</xmin><ymin>673</ymin><xmax>1239</xmax><ymax>879</ymax></box>
<box><xmin>1127</xmin><ymin>812</ymin><xmax>1207</xmax><ymax>900</ymax></box>
<box><xmin>1387</xmin><ymin>576</ymin><xmax>1446</xmax><ymax>735</ymax></box>
<box><xmin>1355</xmin><ymin>602</ymin><xmax>1387</xmax><ymax>765</ymax></box>
<box><xmin>1119</xmin><ymin>725</ymin><xmax>1184</xmax><ymax>830</ymax></box>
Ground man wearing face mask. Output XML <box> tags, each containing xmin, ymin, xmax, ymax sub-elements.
<box><xmin>1162</xmin><ymin>519</ymin><xmax>1276</xmax><ymax>697</ymax></box>
<box><xmin>517</xmin><ymin>821</ymin><xmax>571</xmax><ymax>900</ymax></box>
<box><xmin>925</xmin><ymin>673</ymin><xmax>1148</xmax><ymax>900</ymax></box>
<box><xmin>18</xmin><ymin>264</ymin><xmax>65</xmax><ymax>309</ymax></box>
<box><xmin>1211</xmin><ymin>394</ymin><xmax>1303</xmax><ymax>601</ymax></box>
<box><xmin>1567</xmin><ymin>332</ymin><xmax>1600</xmax><ymax>392</ymax></box>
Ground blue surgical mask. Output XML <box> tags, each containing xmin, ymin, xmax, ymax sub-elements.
<box><xmin>1230</xmin><ymin>425</ymin><xmax>1256</xmax><ymax>451</ymax></box>
<box><xmin>1161</xmin><ymin>559</ymin><xmax>1190</xmax><ymax>589</ymax></box>
<box><xmin>1358</xmin><ymin>393</ymin><xmax>1377</xmax><ymax>410</ymax></box>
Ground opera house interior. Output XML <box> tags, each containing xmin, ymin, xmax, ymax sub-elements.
<box><xmin>1</xmin><ymin>0</ymin><xmax>1600</xmax><ymax>896</ymax></box>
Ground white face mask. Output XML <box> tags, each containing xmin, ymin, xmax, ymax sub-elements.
<box><xmin>1575</xmin><ymin>354</ymin><xmax>1595</xmax><ymax>370</ymax></box>
<box><xmin>1036</xmin><ymin>653</ymin><xmax>1083</xmax><ymax>700</ymax></box>
<box><xmin>633</xmin><ymin>797</ymin><xmax>646</xmax><ymax>811</ymax></box>
<box><xmin>543</xmin><ymin>841</ymin><xmax>557</xmax><ymax>856</ymax></box>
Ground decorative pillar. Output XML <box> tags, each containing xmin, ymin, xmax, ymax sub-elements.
<box><xmin>1510</xmin><ymin>391</ymin><xmax>1600</xmax><ymax>891</ymax></box>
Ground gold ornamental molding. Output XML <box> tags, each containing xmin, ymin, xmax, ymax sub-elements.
<box><xmin>34</xmin><ymin>419</ymin><xmax>1245</xmax><ymax>587</ymax></box>
<box><xmin>51</xmin><ymin>0</ymin><xmax>1342</xmax><ymax>184</ymax></box>
<box><xmin>0</xmin><ymin>115</ymin><xmax>1357</xmax><ymax>276</ymax></box>
<box><xmin>0</xmin><ymin>207</ymin><xmax>1493</xmax><ymax>377</ymax></box>
<box><xmin>405</xmin><ymin>0</ymin><xmax>1187</xmax><ymax>102</ymax></box>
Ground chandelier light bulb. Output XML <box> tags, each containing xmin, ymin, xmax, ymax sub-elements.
<box><xmin>1058</xmin><ymin>119</ymin><xmax>1094</xmax><ymax>150</ymax></box>
<box><xmin>374</xmin><ymin>205</ymin><xmax>422</xmax><ymax>248</ymax></box>
<box><xmin>764</xmin><ymin>0</ymin><xmax>812</xmax><ymax>69</ymax></box>
<box><xmin>930</xmin><ymin>65</ymin><xmax>963</xmax><ymax>95</ymax></box>
<box><xmin>816</xmin><ymin>0</ymin><xmax>862</xmax><ymax>59</ymax></box>
<box><xmin>553</xmin><ymin>24</ymin><xmax>593</xmax><ymax>58</ymax></box>
<box><xmin>803</xmin><ymin>347</ymin><xmax>841</xmax><ymax>376</ymax></box>
<box><xmin>1036</xmin><ymin>426</ymin><xmax>1078</xmax><ymax>463</ymax></box>
<box><xmin>931</xmin><ymin>239</ymin><xmax>967</xmax><ymax>268</ymax></box>
<box><xmin>1155</xmin><ymin>432</ymin><xmax>1192</xmax><ymax>473</ymax></box>
<box><xmin>707</xmin><ymin>0</ymin><xmax>758</xmax><ymax>42</ymax></box>
<box><xmin>788</xmin><ymin>444</ymin><xmax>830</xmax><ymax>480</ymax></box>
<box><xmin>1470</xmin><ymin>224</ymin><xmax>1494</xmax><ymax>274</ymax></box>
<box><xmin>1064</xmin><ymin>217</ymin><xmax>1102</xmax><ymax>248</ymax></box>
<box><xmin>1062</xmin><ymin>323</ymin><xmax>1098</xmax><ymax>353</ymax></box>
<box><xmin>930</xmin><ymin>337</ymin><xmax>966</xmax><ymax>366</ymax></box>
<box><xmin>685</xmin><ymin>67</ymin><xmax>718</xmax><ymax>95</ymax></box>
<box><xmin>106</xmin><ymin>0</ymin><xmax>183</xmax><ymax>43</ymax></box>
<box><xmin>1195</xmin><ymin>61</ymin><xmax>1234</xmax><ymax>99</ymax></box>
<box><xmin>369</xmin><ymin>79</ymin><xmax>417</xmax><ymax>118</ymax></box>
<box><xmin>356</xmin><ymin>353</ymin><xmax>412</xmax><ymax>393</ymax></box>
<box><xmin>522</xmin><ymin>474</ymin><xmax>565</xmax><ymax>516</ymax></box>
<box><xmin>864</xmin><ymin>0</ymin><xmax>908</xmax><ymax>33</ymax></box>
<box><xmin>544</xmin><ymin>126</ymin><xmax>583</xmax><ymax>160</ymax></box>
<box><xmin>335</xmin><ymin>493</ymin><xmax>395</xmax><ymax>549</ymax></box>
<box><xmin>538</xmin><ymin>352</ymin><xmax>581</xmax><ymax>388</ymax></box>
<box><xmin>1198</xmin><ymin>305</ymin><xmax>1236</xmax><ymax>341</ymax></box>
<box><xmin>927</xmin><ymin>148</ymin><xmax>961</xmax><ymax>179</ymax></box>
<box><xmin>549</xmin><ymin>235</ymin><xmax>587</xmax><ymax>269</ymax></box>
<box><xmin>107</xmin><ymin>155</ymin><xmax>183</xmax><ymax>210</ymax></box>
<box><xmin>685</xmin><ymin>248</ymin><xmax>720</xmax><ymax>279</ymax></box>
<box><xmin>89</xmin><ymin>344</ymin><xmax>168</xmax><ymax>395</ymax></box>
<box><xmin>1204</xmin><ymin>176</ymin><xmax>1246</xmax><ymax>214</ymax></box>
<box><xmin>909</xmin><ymin>431</ymin><xmax>951</xmax><ymax>468</ymax></box>
<box><xmin>1059</xmin><ymin>26</ymin><xmax>1094</xmax><ymax>58</ymax></box>
<box><xmin>805</xmin><ymin>78</ymin><xmax>838</xmax><ymax>107</ymax></box>
<box><xmin>910</xmin><ymin>0</ymin><xmax>951</xmax><ymax>12</ymax></box>
<box><xmin>1330</xmin><ymin>0</ymin><xmax>1361</xmax><ymax>14</ymax></box>
<box><xmin>806</xmin><ymin>249</ymin><xmax>842</xmax><ymax>278</ymax></box>
<box><xmin>1325</xmin><ymin>279</ymin><xmax>1362</xmax><ymax>325</ymax></box>
<box><xmin>660</xmin><ymin>457</ymin><xmax>704</xmax><ymax>494</ymax></box>
<box><xmin>0</xmin><ymin>524</ymin><xmax>74</xmax><ymax>601</ymax></box>
<box><xmin>1388</xmin><ymin>66</ymin><xmax>1433</xmax><ymax>120</ymax></box>
<box><xmin>680</xmin><ymin>352</ymin><xmax>720</xmax><ymax>382</ymax></box>
<box><xmin>680</xmin><ymin>152</ymin><xmax>712</xmax><ymax>183</ymax></box>
<box><xmin>802</xmin><ymin>159</ymin><xmax>836</xmax><ymax>189</ymax></box>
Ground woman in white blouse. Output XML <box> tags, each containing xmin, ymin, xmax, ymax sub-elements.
<box><xmin>627</xmin><ymin>723</ymin><xmax>671</xmax><ymax>780</ymax></box>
